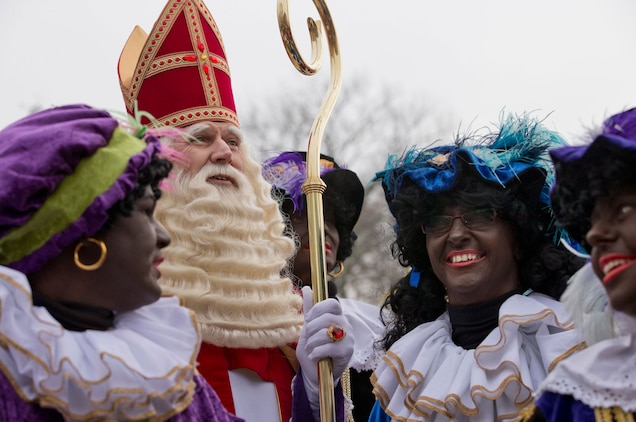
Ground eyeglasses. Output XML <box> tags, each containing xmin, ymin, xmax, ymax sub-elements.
<box><xmin>421</xmin><ymin>208</ymin><xmax>498</xmax><ymax>235</ymax></box>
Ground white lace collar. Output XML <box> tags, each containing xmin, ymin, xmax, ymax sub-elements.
<box><xmin>0</xmin><ymin>265</ymin><xmax>200</xmax><ymax>421</ymax></box>
<box><xmin>536</xmin><ymin>332</ymin><xmax>636</xmax><ymax>411</ymax></box>
<box><xmin>372</xmin><ymin>293</ymin><xmax>583</xmax><ymax>421</ymax></box>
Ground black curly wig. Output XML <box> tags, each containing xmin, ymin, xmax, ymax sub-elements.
<box><xmin>105</xmin><ymin>154</ymin><xmax>173</xmax><ymax>226</ymax></box>
<box><xmin>380</xmin><ymin>169</ymin><xmax>586</xmax><ymax>350</ymax></box>
<box><xmin>551</xmin><ymin>145</ymin><xmax>636</xmax><ymax>252</ymax></box>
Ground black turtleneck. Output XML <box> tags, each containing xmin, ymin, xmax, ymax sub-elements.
<box><xmin>447</xmin><ymin>287</ymin><xmax>526</xmax><ymax>349</ymax></box>
<box><xmin>32</xmin><ymin>289</ymin><xmax>114</xmax><ymax>332</ymax></box>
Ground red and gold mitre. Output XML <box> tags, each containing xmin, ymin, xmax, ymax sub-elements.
<box><xmin>118</xmin><ymin>0</ymin><xmax>239</xmax><ymax>128</ymax></box>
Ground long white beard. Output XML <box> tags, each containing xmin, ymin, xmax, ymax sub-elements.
<box><xmin>156</xmin><ymin>163</ymin><xmax>303</xmax><ymax>348</ymax></box>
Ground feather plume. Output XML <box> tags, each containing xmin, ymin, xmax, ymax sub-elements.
<box><xmin>262</xmin><ymin>151</ymin><xmax>339</xmax><ymax>213</ymax></box>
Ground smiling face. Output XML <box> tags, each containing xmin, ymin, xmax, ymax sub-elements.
<box><xmin>289</xmin><ymin>204</ymin><xmax>340</xmax><ymax>287</ymax></box>
<box><xmin>425</xmin><ymin>204</ymin><xmax>520</xmax><ymax>305</ymax></box>
<box><xmin>176</xmin><ymin>121</ymin><xmax>244</xmax><ymax>185</ymax></box>
<box><xmin>586</xmin><ymin>185</ymin><xmax>636</xmax><ymax>317</ymax></box>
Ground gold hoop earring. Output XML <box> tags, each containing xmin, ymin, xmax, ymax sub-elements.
<box><xmin>327</xmin><ymin>260</ymin><xmax>345</xmax><ymax>278</ymax></box>
<box><xmin>74</xmin><ymin>238</ymin><xmax>107</xmax><ymax>271</ymax></box>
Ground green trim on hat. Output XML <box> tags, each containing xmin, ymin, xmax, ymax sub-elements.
<box><xmin>0</xmin><ymin>127</ymin><xmax>146</xmax><ymax>265</ymax></box>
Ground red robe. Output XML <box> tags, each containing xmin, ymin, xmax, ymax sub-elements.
<box><xmin>197</xmin><ymin>342</ymin><xmax>298</xmax><ymax>422</ymax></box>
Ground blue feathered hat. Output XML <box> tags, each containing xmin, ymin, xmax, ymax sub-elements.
<box><xmin>375</xmin><ymin>112</ymin><xmax>573</xmax><ymax>247</ymax></box>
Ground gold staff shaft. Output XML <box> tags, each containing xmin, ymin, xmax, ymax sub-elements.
<box><xmin>277</xmin><ymin>1</ymin><xmax>342</xmax><ymax>421</ymax></box>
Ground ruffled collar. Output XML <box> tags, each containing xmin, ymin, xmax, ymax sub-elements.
<box><xmin>447</xmin><ymin>288</ymin><xmax>525</xmax><ymax>349</ymax></box>
<box><xmin>0</xmin><ymin>265</ymin><xmax>201</xmax><ymax>421</ymax></box>
<box><xmin>536</xmin><ymin>332</ymin><xmax>636</xmax><ymax>411</ymax></box>
<box><xmin>372</xmin><ymin>293</ymin><xmax>583</xmax><ymax>421</ymax></box>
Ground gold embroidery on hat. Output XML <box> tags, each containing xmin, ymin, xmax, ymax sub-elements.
<box><xmin>428</xmin><ymin>153</ymin><xmax>450</xmax><ymax>166</ymax></box>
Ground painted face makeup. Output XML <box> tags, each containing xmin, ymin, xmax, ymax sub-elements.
<box><xmin>586</xmin><ymin>186</ymin><xmax>636</xmax><ymax>316</ymax></box>
<box><xmin>425</xmin><ymin>205</ymin><xmax>520</xmax><ymax>305</ymax></box>
<box><xmin>290</xmin><ymin>205</ymin><xmax>339</xmax><ymax>287</ymax></box>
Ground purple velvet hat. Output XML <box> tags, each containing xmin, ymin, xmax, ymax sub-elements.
<box><xmin>550</xmin><ymin>107</ymin><xmax>636</xmax><ymax>167</ymax></box>
<box><xmin>0</xmin><ymin>104</ymin><xmax>161</xmax><ymax>274</ymax></box>
<box><xmin>549</xmin><ymin>107</ymin><xmax>636</xmax><ymax>248</ymax></box>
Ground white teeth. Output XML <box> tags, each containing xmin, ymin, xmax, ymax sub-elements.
<box><xmin>603</xmin><ymin>259</ymin><xmax>629</xmax><ymax>275</ymax></box>
<box><xmin>450</xmin><ymin>254</ymin><xmax>478</xmax><ymax>263</ymax></box>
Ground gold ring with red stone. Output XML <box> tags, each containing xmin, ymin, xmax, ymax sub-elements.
<box><xmin>327</xmin><ymin>324</ymin><xmax>346</xmax><ymax>342</ymax></box>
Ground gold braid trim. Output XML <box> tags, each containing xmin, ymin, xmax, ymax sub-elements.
<box><xmin>594</xmin><ymin>407</ymin><xmax>635</xmax><ymax>422</ymax></box>
<box><xmin>513</xmin><ymin>404</ymin><xmax>537</xmax><ymax>421</ymax></box>
<box><xmin>341</xmin><ymin>368</ymin><xmax>354</xmax><ymax>422</ymax></box>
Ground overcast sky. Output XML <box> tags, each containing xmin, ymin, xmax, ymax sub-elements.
<box><xmin>1</xmin><ymin>0</ymin><xmax>635</xmax><ymax>143</ymax></box>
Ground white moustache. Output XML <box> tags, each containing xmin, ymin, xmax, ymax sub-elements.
<box><xmin>182</xmin><ymin>163</ymin><xmax>246</xmax><ymax>190</ymax></box>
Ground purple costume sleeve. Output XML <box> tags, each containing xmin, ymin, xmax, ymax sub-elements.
<box><xmin>0</xmin><ymin>370</ymin><xmax>64</xmax><ymax>421</ymax></box>
<box><xmin>535</xmin><ymin>391</ymin><xmax>596</xmax><ymax>422</ymax></box>
<box><xmin>168</xmin><ymin>374</ymin><xmax>245</xmax><ymax>422</ymax></box>
<box><xmin>292</xmin><ymin>367</ymin><xmax>346</xmax><ymax>422</ymax></box>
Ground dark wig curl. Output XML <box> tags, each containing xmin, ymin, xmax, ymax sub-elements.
<box><xmin>105</xmin><ymin>155</ymin><xmax>173</xmax><ymax>226</ymax></box>
<box><xmin>551</xmin><ymin>148</ymin><xmax>636</xmax><ymax>252</ymax></box>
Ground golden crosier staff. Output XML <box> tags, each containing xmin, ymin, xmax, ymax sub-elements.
<box><xmin>277</xmin><ymin>1</ymin><xmax>342</xmax><ymax>421</ymax></box>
